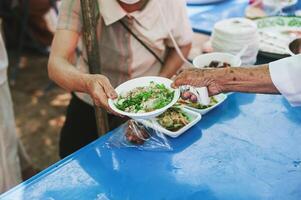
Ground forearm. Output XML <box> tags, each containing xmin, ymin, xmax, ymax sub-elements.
<box><xmin>214</xmin><ymin>65</ymin><xmax>280</xmax><ymax>94</ymax></box>
<box><xmin>48</xmin><ymin>56</ymin><xmax>89</xmax><ymax>93</ymax></box>
<box><xmin>48</xmin><ymin>30</ymin><xmax>90</xmax><ymax>93</ymax></box>
<box><xmin>160</xmin><ymin>43</ymin><xmax>191</xmax><ymax>78</ymax></box>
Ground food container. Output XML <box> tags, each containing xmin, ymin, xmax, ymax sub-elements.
<box><xmin>180</xmin><ymin>93</ymin><xmax>227</xmax><ymax>115</ymax></box>
<box><xmin>108</xmin><ymin>76</ymin><xmax>180</xmax><ymax>120</ymax></box>
<box><xmin>263</xmin><ymin>0</ymin><xmax>297</xmax><ymax>9</ymax></box>
<box><xmin>193</xmin><ymin>52</ymin><xmax>242</xmax><ymax>69</ymax></box>
<box><xmin>211</xmin><ymin>18</ymin><xmax>259</xmax><ymax>65</ymax></box>
<box><xmin>137</xmin><ymin>107</ymin><xmax>202</xmax><ymax>138</ymax></box>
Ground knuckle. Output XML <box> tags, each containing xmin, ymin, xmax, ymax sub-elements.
<box><xmin>88</xmin><ymin>81</ymin><xmax>97</xmax><ymax>92</ymax></box>
<box><xmin>175</xmin><ymin>79</ymin><xmax>181</xmax><ymax>84</ymax></box>
<box><xmin>99</xmin><ymin>75</ymin><xmax>109</xmax><ymax>82</ymax></box>
<box><xmin>91</xmin><ymin>89</ymin><xmax>99</xmax><ymax>97</ymax></box>
<box><xmin>95</xmin><ymin>74</ymin><xmax>104</xmax><ymax>81</ymax></box>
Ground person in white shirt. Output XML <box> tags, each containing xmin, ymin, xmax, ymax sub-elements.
<box><xmin>0</xmin><ymin>23</ymin><xmax>37</xmax><ymax>194</ymax></box>
<box><xmin>172</xmin><ymin>55</ymin><xmax>301</xmax><ymax>107</ymax></box>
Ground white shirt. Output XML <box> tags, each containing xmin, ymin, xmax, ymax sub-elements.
<box><xmin>0</xmin><ymin>30</ymin><xmax>8</xmax><ymax>85</ymax></box>
<box><xmin>269</xmin><ymin>54</ymin><xmax>301</xmax><ymax>107</ymax></box>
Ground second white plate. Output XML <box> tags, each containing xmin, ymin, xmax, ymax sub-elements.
<box><xmin>181</xmin><ymin>93</ymin><xmax>228</xmax><ymax>115</ymax></box>
<box><xmin>137</xmin><ymin>108</ymin><xmax>202</xmax><ymax>138</ymax></box>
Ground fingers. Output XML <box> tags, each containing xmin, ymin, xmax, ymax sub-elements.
<box><xmin>171</xmin><ymin>81</ymin><xmax>177</xmax><ymax>88</ymax></box>
<box><xmin>172</xmin><ymin>70</ymin><xmax>194</xmax><ymax>88</ymax></box>
<box><xmin>91</xmin><ymin>85</ymin><xmax>123</xmax><ymax>117</ymax></box>
<box><xmin>85</xmin><ymin>75</ymin><xmax>123</xmax><ymax>116</ymax></box>
<box><xmin>99</xmin><ymin>76</ymin><xmax>118</xmax><ymax>99</ymax></box>
<box><xmin>91</xmin><ymin>86</ymin><xmax>109</xmax><ymax>110</ymax></box>
<box><xmin>171</xmin><ymin>77</ymin><xmax>190</xmax><ymax>88</ymax></box>
<box><xmin>177</xmin><ymin>69</ymin><xmax>184</xmax><ymax>75</ymax></box>
<box><xmin>172</xmin><ymin>69</ymin><xmax>207</xmax><ymax>88</ymax></box>
<box><xmin>171</xmin><ymin>70</ymin><xmax>187</xmax><ymax>88</ymax></box>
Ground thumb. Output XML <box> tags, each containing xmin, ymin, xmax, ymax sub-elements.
<box><xmin>101</xmin><ymin>78</ymin><xmax>118</xmax><ymax>99</ymax></box>
<box><xmin>173</xmin><ymin>78</ymin><xmax>188</xmax><ymax>88</ymax></box>
<box><xmin>171</xmin><ymin>81</ymin><xmax>178</xmax><ymax>89</ymax></box>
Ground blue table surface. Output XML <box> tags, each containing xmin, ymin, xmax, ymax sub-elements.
<box><xmin>187</xmin><ymin>0</ymin><xmax>301</xmax><ymax>35</ymax></box>
<box><xmin>1</xmin><ymin>93</ymin><xmax>301</xmax><ymax>200</ymax></box>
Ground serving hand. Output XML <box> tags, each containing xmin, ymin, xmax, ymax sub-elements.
<box><xmin>171</xmin><ymin>68</ymin><xmax>225</xmax><ymax>96</ymax></box>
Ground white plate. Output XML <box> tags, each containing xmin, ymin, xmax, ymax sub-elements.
<box><xmin>137</xmin><ymin>107</ymin><xmax>202</xmax><ymax>138</ymax></box>
<box><xmin>108</xmin><ymin>76</ymin><xmax>180</xmax><ymax>120</ymax></box>
<box><xmin>193</xmin><ymin>52</ymin><xmax>242</xmax><ymax>68</ymax></box>
<box><xmin>180</xmin><ymin>93</ymin><xmax>227</xmax><ymax>115</ymax></box>
<box><xmin>263</xmin><ymin>0</ymin><xmax>297</xmax><ymax>9</ymax></box>
<box><xmin>255</xmin><ymin>16</ymin><xmax>301</xmax><ymax>58</ymax></box>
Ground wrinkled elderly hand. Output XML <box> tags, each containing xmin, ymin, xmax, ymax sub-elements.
<box><xmin>172</xmin><ymin>68</ymin><xmax>225</xmax><ymax>96</ymax></box>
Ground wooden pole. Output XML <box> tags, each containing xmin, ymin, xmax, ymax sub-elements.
<box><xmin>80</xmin><ymin>0</ymin><xmax>109</xmax><ymax>136</ymax></box>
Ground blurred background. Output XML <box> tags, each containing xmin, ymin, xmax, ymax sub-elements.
<box><xmin>0</xmin><ymin>0</ymin><xmax>208</xmax><ymax>170</ymax></box>
<box><xmin>1</xmin><ymin>0</ymin><xmax>68</xmax><ymax>169</ymax></box>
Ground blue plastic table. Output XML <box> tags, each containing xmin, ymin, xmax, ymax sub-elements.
<box><xmin>187</xmin><ymin>0</ymin><xmax>301</xmax><ymax>34</ymax></box>
<box><xmin>1</xmin><ymin>93</ymin><xmax>301</xmax><ymax>200</ymax></box>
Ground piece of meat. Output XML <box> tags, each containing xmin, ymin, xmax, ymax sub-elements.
<box><xmin>181</xmin><ymin>91</ymin><xmax>192</xmax><ymax>100</ymax></box>
<box><xmin>208</xmin><ymin>61</ymin><xmax>220</xmax><ymax>68</ymax></box>
<box><xmin>190</xmin><ymin>94</ymin><xmax>198</xmax><ymax>103</ymax></box>
<box><xmin>205</xmin><ymin>61</ymin><xmax>231</xmax><ymax>68</ymax></box>
<box><xmin>125</xmin><ymin>121</ymin><xmax>150</xmax><ymax>145</ymax></box>
<box><xmin>222</xmin><ymin>62</ymin><xmax>231</xmax><ymax>68</ymax></box>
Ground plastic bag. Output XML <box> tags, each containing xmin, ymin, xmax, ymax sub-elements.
<box><xmin>106</xmin><ymin>120</ymin><xmax>172</xmax><ymax>151</ymax></box>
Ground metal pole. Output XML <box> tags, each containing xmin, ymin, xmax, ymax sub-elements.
<box><xmin>80</xmin><ymin>0</ymin><xmax>109</xmax><ymax>136</ymax></box>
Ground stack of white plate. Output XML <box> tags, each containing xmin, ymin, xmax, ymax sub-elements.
<box><xmin>211</xmin><ymin>18</ymin><xmax>260</xmax><ymax>65</ymax></box>
<box><xmin>263</xmin><ymin>0</ymin><xmax>298</xmax><ymax>9</ymax></box>
<box><xmin>186</xmin><ymin>0</ymin><xmax>227</xmax><ymax>4</ymax></box>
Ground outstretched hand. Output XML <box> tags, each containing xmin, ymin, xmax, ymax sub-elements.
<box><xmin>171</xmin><ymin>68</ymin><xmax>225</xmax><ymax>96</ymax></box>
<box><xmin>84</xmin><ymin>74</ymin><xmax>122</xmax><ymax>116</ymax></box>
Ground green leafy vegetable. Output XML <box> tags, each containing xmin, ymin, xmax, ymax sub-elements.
<box><xmin>115</xmin><ymin>81</ymin><xmax>174</xmax><ymax>113</ymax></box>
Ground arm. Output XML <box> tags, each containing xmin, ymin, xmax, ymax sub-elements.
<box><xmin>159</xmin><ymin>43</ymin><xmax>192</xmax><ymax>78</ymax></box>
<box><xmin>159</xmin><ymin>0</ymin><xmax>193</xmax><ymax>78</ymax></box>
<box><xmin>48</xmin><ymin>30</ymin><xmax>118</xmax><ymax>112</ymax></box>
<box><xmin>48</xmin><ymin>30</ymin><xmax>86</xmax><ymax>92</ymax></box>
<box><xmin>173</xmin><ymin>64</ymin><xmax>280</xmax><ymax>96</ymax></box>
<box><xmin>222</xmin><ymin>65</ymin><xmax>279</xmax><ymax>94</ymax></box>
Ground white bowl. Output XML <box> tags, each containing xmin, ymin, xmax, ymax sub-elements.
<box><xmin>137</xmin><ymin>107</ymin><xmax>202</xmax><ymax>138</ymax></box>
<box><xmin>181</xmin><ymin>93</ymin><xmax>227</xmax><ymax>115</ymax></box>
<box><xmin>108</xmin><ymin>76</ymin><xmax>180</xmax><ymax>120</ymax></box>
<box><xmin>192</xmin><ymin>52</ymin><xmax>242</xmax><ymax>69</ymax></box>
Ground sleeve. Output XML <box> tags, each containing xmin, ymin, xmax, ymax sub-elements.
<box><xmin>165</xmin><ymin>0</ymin><xmax>193</xmax><ymax>47</ymax></box>
<box><xmin>269</xmin><ymin>54</ymin><xmax>301</xmax><ymax>107</ymax></box>
<box><xmin>56</xmin><ymin>0</ymin><xmax>82</xmax><ymax>33</ymax></box>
